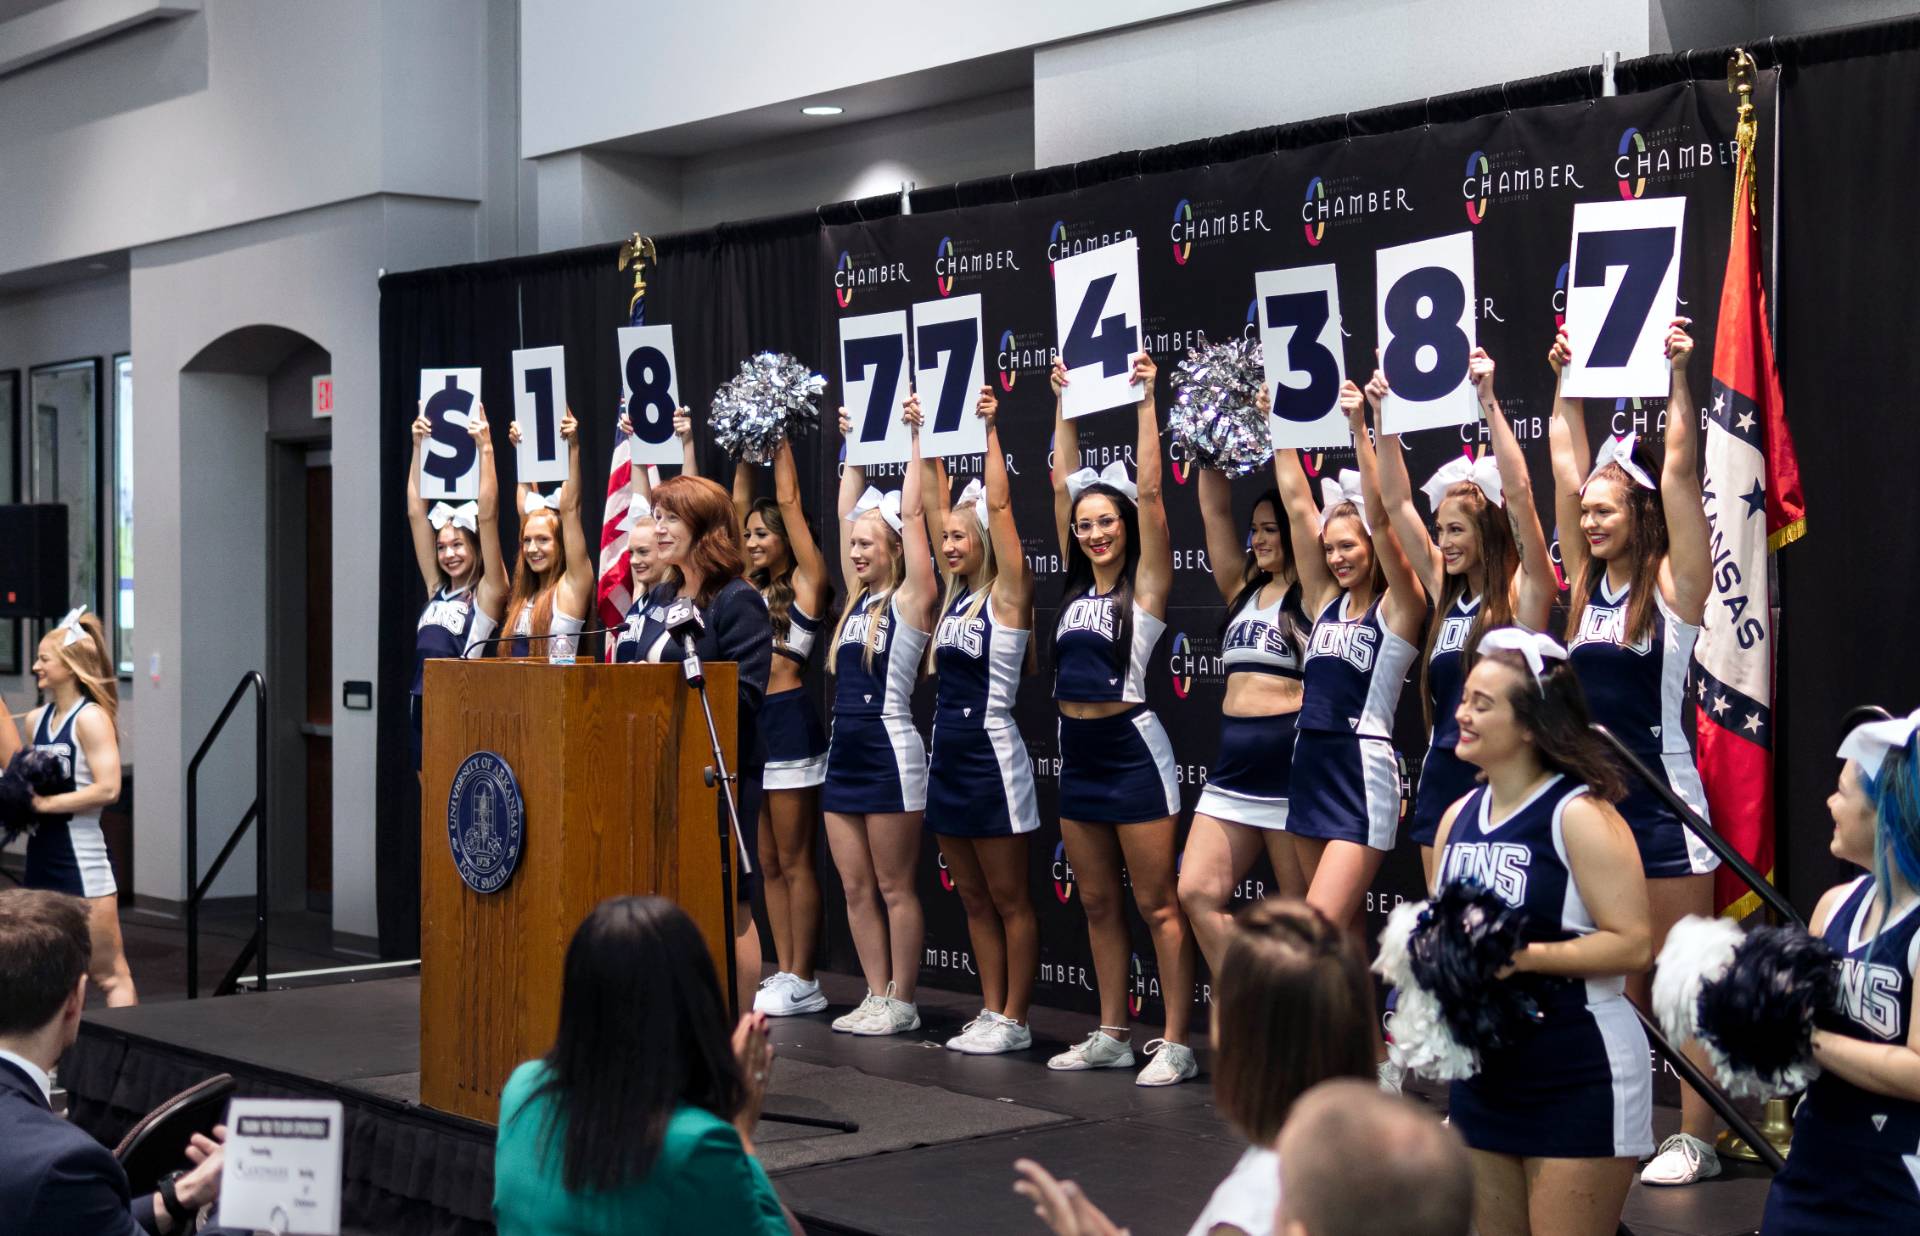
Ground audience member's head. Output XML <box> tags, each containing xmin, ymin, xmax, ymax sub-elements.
<box><xmin>1212</xmin><ymin>899</ymin><xmax>1379</xmax><ymax>1147</ymax></box>
<box><xmin>1276</xmin><ymin>1080</ymin><xmax>1472</xmax><ymax>1236</ymax></box>
<box><xmin>0</xmin><ymin>889</ymin><xmax>92</xmax><ymax>1055</ymax></box>
<box><xmin>539</xmin><ymin>896</ymin><xmax>743</xmax><ymax>1193</ymax></box>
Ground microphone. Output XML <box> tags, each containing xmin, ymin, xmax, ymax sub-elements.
<box><xmin>662</xmin><ymin>597</ymin><xmax>706</xmax><ymax>686</ymax></box>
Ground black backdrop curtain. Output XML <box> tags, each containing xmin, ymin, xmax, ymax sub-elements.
<box><xmin>378</xmin><ymin>15</ymin><xmax>1920</xmax><ymax>967</ymax></box>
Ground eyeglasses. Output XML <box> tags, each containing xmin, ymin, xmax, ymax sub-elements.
<box><xmin>1072</xmin><ymin>515</ymin><xmax>1122</xmax><ymax>538</ymax></box>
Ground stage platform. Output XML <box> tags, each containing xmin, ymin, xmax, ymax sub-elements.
<box><xmin>63</xmin><ymin>973</ymin><xmax>1771</xmax><ymax>1235</ymax></box>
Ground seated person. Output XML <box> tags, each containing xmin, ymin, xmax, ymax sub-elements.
<box><xmin>1277</xmin><ymin>1079</ymin><xmax>1472</xmax><ymax>1236</ymax></box>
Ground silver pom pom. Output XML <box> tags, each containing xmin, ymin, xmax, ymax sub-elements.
<box><xmin>710</xmin><ymin>352</ymin><xmax>826</xmax><ymax>463</ymax></box>
<box><xmin>1168</xmin><ymin>336</ymin><xmax>1270</xmax><ymax>478</ymax></box>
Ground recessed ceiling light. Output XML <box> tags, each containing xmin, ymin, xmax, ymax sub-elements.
<box><xmin>801</xmin><ymin>105</ymin><xmax>843</xmax><ymax>117</ymax></box>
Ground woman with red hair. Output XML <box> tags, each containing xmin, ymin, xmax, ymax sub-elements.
<box><xmin>613</xmin><ymin>473</ymin><xmax>773</xmax><ymax>1015</ymax></box>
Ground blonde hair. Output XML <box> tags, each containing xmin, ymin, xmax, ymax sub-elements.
<box><xmin>43</xmin><ymin>614</ymin><xmax>119</xmax><ymax>725</ymax></box>
<box><xmin>830</xmin><ymin>512</ymin><xmax>904</xmax><ymax>675</ymax></box>
<box><xmin>927</xmin><ymin>501</ymin><xmax>997</xmax><ymax>672</ymax></box>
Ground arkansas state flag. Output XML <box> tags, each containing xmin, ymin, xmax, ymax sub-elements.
<box><xmin>1693</xmin><ymin>109</ymin><xmax>1807</xmax><ymax>918</ymax></box>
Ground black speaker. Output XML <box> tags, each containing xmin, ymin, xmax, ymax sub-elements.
<box><xmin>0</xmin><ymin>504</ymin><xmax>70</xmax><ymax>618</ymax></box>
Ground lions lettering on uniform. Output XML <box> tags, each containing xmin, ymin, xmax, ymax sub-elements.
<box><xmin>1057</xmin><ymin>596</ymin><xmax>1117</xmax><ymax>640</ymax></box>
<box><xmin>1223</xmin><ymin>620</ymin><xmax>1291</xmax><ymax>660</ymax></box>
<box><xmin>1837</xmin><ymin>956</ymin><xmax>1905</xmax><ymax>1041</ymax></box>
<box><xmin>1435</xmin><ymin>614</ymin><xmax>1474</xmax><ymax>656</ymax></box>
<box><xmin>1437</xmin><ymin>841</ymin><xmax>1531</xmax><ymax>904</ymax></box>
<box><xmin>1570</xmin><ymin>603</ymin><xmax>1654</xmax><ymax>654</ymax></box>
<box><xmin>840</xmin><ymin>607</ymin><xmax>892</xmax><ymax>650</ymax></box>
<box><xmin>936</xmin><ymin>612</ymin><xmax>987</xmax><ymax>659</ymax></box>
<box><xmin>1307</xmin><ymin>619</ymin><xmax>1378</xmax><ymax>672</ymax></box>
<box><xmin>419</xmin><ymin>596</ymin><xmax>471</xmax><ymax>634</ymax></box>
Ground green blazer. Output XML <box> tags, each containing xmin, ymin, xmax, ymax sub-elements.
<box><xmin>493</xmin><ymin>1060</ymin><xmax>788</xmax><ymax>1235</ymax></box>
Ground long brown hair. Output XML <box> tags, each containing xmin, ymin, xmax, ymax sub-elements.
<box><xmin>504</xmin><ymin>507</ymin><xmax>564</xmax><ymax>647</ymax></box>
<box><xmin>434</xmin><ymin>524</ymin><xmax>484</xmax><ymax>595</ymax></box>
<box><xmin>652</xmin><ymin>475</ymin><xmax>745</xmax><ymax>608</ymax></box>
<box><xmin>745</xmin><ymin>497</ymin><xmax>832</xmax><ymax>644</ymax></box>
<box><xmin>45</xmin><ymin>614</ymin><xmax>119</xmax><ymax>726</ymax></box>
<box><xmin>1213</xmin><ymin>899</ymin><xmax>1379</xmax><ymax>1146</ymax></box>
<box><xmin>1320</xmin><ymin>505</ymin><xmax>1387</xmax><ymax>603</ymax></box>
<box><xmin>1565</xmin><ymin>459</ymin><xmax>1667</xmax><ymax>648</ymax></box>
<box><xmin>1477</xmin><ymin>649</ymin><xmax>1627</xmax><ymax>801</ymax></box>
<box><xmin>1420</xmin><ymin>480</ymin><xmax>1517</xmax><ymax>726</ymax></box>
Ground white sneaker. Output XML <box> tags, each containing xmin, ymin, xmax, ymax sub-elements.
<box><xmin>848</xmin><ymin>981</ymin><xmax>920</xmax><ymax>1037</ymax></box>
<box><xmin>1135</xmin><ymin>1039</ymin><xmax>1198</xmax><ymax>1087</ymax></box>
<box><xmin>949</xmin><ymin>1012</ymin><xmax>1034</xmax><ymax>1056</ymax></box>
<box><xmin>1640</xmin><ymin>1133</ymin><xmax>1721</xmax><ymax>1186</ymax></box>
<box><xmin>831</xmin><ymin>991</ymin><xmax>887</xmax><ymax>1033</ymax></box>
<box><xmin>1047</xmin><ymin>1030</ymin><xmax>1136</xmax><ymax>1072</ymax></box>
<box><xmin>754</xmin><ymin>973</ymin><xmax>828</xmax><ymax>1017</ymax></box>
<box><xmin>945</xmin><ymin>1008</ymin><xmax>996</xmax><ymax>1051</ymax></box>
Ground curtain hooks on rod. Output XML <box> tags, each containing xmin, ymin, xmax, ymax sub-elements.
<box><xmin>1343</xmin><ymin>112</ymin><xmax>1353</xmax><ymax>143</ymax></box>
<box><xmin>1501</xmin><ymin>79</ymin><xmax>1512</xmax><ymax>114</ymax></box>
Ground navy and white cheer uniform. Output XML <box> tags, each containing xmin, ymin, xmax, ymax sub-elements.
<box><xmin>506</xmin><ymin>601</ymin><xmax>584</xmax><ymax>662</ymax></box>
<box><xmin>1410</xmin><ymin>592</ymin><xmax>1484</xmax><ymax>847</ymax></box>
<box><xmin>760</xmin><ymin>600</ymin><xmax>828</xmax><ymax>791</ymax></box>
<box><xmin>1194</xmin><ymin>582</ymin><xmax>1306</xmax><ymax>831</ymax></box>
<box><xmin>927</xmin><ymin>589</ymin><xmax>1039</xmax><ymax>837</ymax></box>
<box><xmin>1566</xmin><ymin>575</ymin><xmax>1717</xmax><ymax>878</ymax></box>
<box><xmin>1053</xmin><ymin>586</ymin><xmax>1178</xmax><ymax>825</ymax></box>
<box><xmin>821</xmin><ymin>592</ymin><xmax>930</xmax><ymax>815</ymax></box>
<box><xmin>1441</xmin><ymin>775</ymin><xmax>1654</xmax><ymax>1159</ymax></box>
<box><xmin>1288</xmin><ymin>593</ymin><xmax>1417</xmax><ymax>850</ymax></box>
<box><xmin>409</xmin><ymin>585</ymin><xmax>497</xmax><ymax>770</ymax></box>
<box><xmin>1761</xmin><ymin>875</ymin><xmax>1920</xmax><ymax>1234</ymax></box>
<box><xmin>23</xmin><ymin>701</ymin><xmax>115</xmax><ymax>899</ymax></box>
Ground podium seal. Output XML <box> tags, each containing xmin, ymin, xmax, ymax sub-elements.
<box><xmin>446</xmin><ymin>751</ymin><xmax>524</xmax><ymax>894</ymax></box>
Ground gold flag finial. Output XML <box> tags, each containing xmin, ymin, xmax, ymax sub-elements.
<box><xmin>617</xmin><ymin>233</ymin><xmax>657</xmax><ymax>315</ymax></box>
<box><xmin>1727</xmin><ymin>49</ymin><xmax>1760</xmax><ymax>220</ymax></box>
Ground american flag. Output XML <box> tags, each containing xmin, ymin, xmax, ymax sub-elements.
<box><xmin>596</xmin><ymin>246</ymin><xmax>650</xmax><ymax>632</ymax></box>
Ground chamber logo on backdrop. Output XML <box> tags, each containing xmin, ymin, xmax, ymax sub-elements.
<box><xmin>1461</xmin><ymin>147</ymin><xmax>1584</xmax><ymax>224</ymax></box>
<box><xmin>1052</xmin><ymin>841</ymin><xmax>1076</xmax><ymax>903</ymax></box>
<box><xmin>934</xmin><ymin>234</ymin><xmax>1021</xmax><ymax>296</ymax></box>
<box><xmin>1553</xmin><ymin>261</ymin><xmax>1569</xmax><ymax>327</ymax></box>
<box><xmin>1170</xmin><ymin>195</ymin><xmax>1270</xmax><ymax>264</ymax></box>
<box><xmin>1128</xmin><ymin>952</ymin><xmax>1154</xmax><ymax>1017</ymax></box>
<box><xmin>832</xmin><ymin>247</ymin><xmax>910</xmax><ymax>308</ymax></box>
<box><xmin>997</xmin><ymin>329</ymin><xmax>1054</xmax><ymax>392</ymax></box>
<box><xmin>447</xmin><ymin>751</ymin><xmax>524</xmax><ymax>894</ymax></box>
<box><xmin>1301</xmin><ymin>173</ymin><xmax>1413</xmax><ymax>246</ymax></box>
<box><xmin>1047</xmin><ymin>219</ymin><xmax>1136</xmax><ymax>275</ymax></box>
<box><xmin>1167</xmin><ymin>632</ymin><xmax>1225</xmax><ymax>699</ymax></box>
<box><xmin>1613</xmin><ymin>124</ymin><xmax>1735</xmax><ymax>199</ymax></box>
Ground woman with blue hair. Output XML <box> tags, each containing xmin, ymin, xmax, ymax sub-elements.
<box><xmin>1761</xmin><ymin>707</ymin><xmax>1920</xmax><ymax>1233</ymax></box>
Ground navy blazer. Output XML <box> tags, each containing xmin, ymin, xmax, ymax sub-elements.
<box><xmin>632</xmin><ymin>578</ymin><xmax>774</xmax><ymax>770</ymax></box>
<box><xmin>0</xmin><ymin>1056</ymin><xmax>158</xmax><ymax>1235</ymax></box>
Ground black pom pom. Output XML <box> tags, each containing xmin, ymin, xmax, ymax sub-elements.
<box><xmin>1696</xmin><ymin>924</ymin><xmax>1837</xmax><ymax>1091</ymax></box>
<box><xmin>0</xmin><ymin>748</ymin><xmax>68</xmax><ymax>835</ymax></box>
<box><xmin>1409</xmin><ymin>880</ymin><xmax>1543</xmax><ymax>1056</ymax></box>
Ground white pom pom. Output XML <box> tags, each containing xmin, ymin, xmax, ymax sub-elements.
<box><xmin>1374</xmin><ymin>899</ymin><xmax>1482</xmax><ymax>1082</ymax></box>
<box><xmin>1652</xmin><ymin>914</ymin><xmax>1743</xmax><ymax>1046</ymax></box>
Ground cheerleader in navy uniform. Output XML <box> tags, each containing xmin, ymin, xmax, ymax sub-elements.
<box><xmin>819</xmin><ymin>401</ymin><xmax>939</xmax><ymax>1036</ymax></box>
<box><xmin>1435</xmin><ymin>628</ymin><xmax>1653</xmax><ymax>1236</ymax></box>
<box><xmin>1272</xmin><ymin>377</ymin><xmax>1424</xmax><ymax>934</ymax></box>
<box><xmin>406</xmin><ymin>409</ymin><xmax>506</xmax><ymax>768</ymax></box>
<box><xmin>502</xmin><ymin>408</ymin><xmax>593</xmax><ymax>661</ymax></box>
<box><xmin>1174</xmin><ymin>446</ymin><xmax>1309</xmax><ymax>977</ymax></box>
<box><xmin>924</xmin><ymin>386</ymin><xmax>1041</xmax><ymax>1055</ymax></box>
<box><xmin>1548</xmin><ymin>321</ymin><xmax>1723</xmax><ymax>1183</ymax></box>
<box><xmin>1760</xmin><ymin>708</ymin><xmax>1920</xmax><ymax>1234</ymax></box>
<box><xmin>1370</xmin><ymin>349</ymin><xmax>1553</xmax><ymax>880</ymax></box>
<box><xmin>1045</xmin><ymin>353</ymin><xmax>1197</xmax><ymax>1087</ymax></box>
<box><xmin>21</xmin><ymin>610</ymin><xmax>138</xmax><ymax>1006</ymax></box>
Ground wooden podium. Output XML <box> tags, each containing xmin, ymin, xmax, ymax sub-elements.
<box><xmin>418</xmin><ymin>659</ymin><xmax>737</xmax><ymax>1124</ymax></box>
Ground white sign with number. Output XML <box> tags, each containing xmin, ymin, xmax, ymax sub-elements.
<box><xmin>511</xmin><ymin>346</ymin><xmax>569</xmax><ymax>483</ymax></box>
<box><xmin>839</xmin><ymin>310</ymin><xmax>913</xmax><ymax>466</ymax></box>
<box><xmin>1559</xmin><ymin>196</ymin><xmax>1687</xmax><ymax>399</ymax></box>
<box><xmin>1374</xmin><ymin>232</ymin><xmax>1479</xmax><ymax>435</ymax></box>
<box><xmin>417</xmin><ymin>367</ymin><xmax>483</xmax><ymax>500</ymax></box>
<box><xmin>220</xmin><ymin>1098</ymin><xmax>344</xmax><ymax>1235</ymax></box>
<box><xmin>1053</xmin><ymin>237</ymin><xmax>1143</xmax><ymax>420</ymax></box>
<box><xmin>617</xmin><ymin>326</ymin><xmax>682</xmax><ymax>467</ymax></box>
<box><xmin>1254</xmin><ymin>264</ymin><xmax>1348</xmax><ymax>449</ymax></box>
<box><xmin>910</xmin><ymin>294</ymin><xmax>987</xmax><ymax>458</ymax></box>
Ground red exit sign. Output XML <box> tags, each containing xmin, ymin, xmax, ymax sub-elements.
<box><xmin>312</xmin><ymin>374</ymin><xmax>334</xmax><ymax>419</ymax></box>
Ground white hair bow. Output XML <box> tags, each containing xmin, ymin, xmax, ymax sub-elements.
<box><xmin>1839</xmin><ymin>707</ymin><xmax>1920</xmax><ymax>781</ymax></box>
<box><xmin>1065</xmin><ymin>460</ymin><xmax>1137</xmax><ymax>503</ymax></box>
<box><xmin>846</xmin><ymin>486</ymin><xmax>904</xmax><ymax>533</ymax></box>
<box><xmin>523</xmin><ymin>490</ymin><xmax>561</xmax><ymax>515</ymax></box>
<box><xmin>618</xmin><ymin>494</ymin><xmax>654</xmax><ymax>531</ymax></box>
<box><xmin>1422</xmin><ymin>454</ymin><xmax>1504</xmax><ymax>510</ymax></box>
<box><xmin>428</xmin><ymin>501</ymin><xmax>479</xmax><ymax>533</ymax></box>
<box><xmin>1583</xmin><ymin>433</ymin><xmax>1656</xmax><ymax>492</ymax></box>
<box><xmin>1318</xmin><ymin>470</ymin><xmax>1370</xmax><ymax>533</ymax></box>
<box><xmin>954</xmin><ymin>478</ymin><xmax>991</xmax><ymax>530</ymax></box>
<box><xmin>54</xmin><ymin>605</ymin><xmax>88</xmax><ymax>648</ymax></box>
<box><xmin>1478</xmin><ymin>626</ymin><xmax>1569</xmax><ymax>691</ymax></box>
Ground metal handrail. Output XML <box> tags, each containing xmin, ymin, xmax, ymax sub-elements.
<box><xmin>185</xmin><ymin>671</ymin><xmax>269</xmax><ymax>999</ymax></box>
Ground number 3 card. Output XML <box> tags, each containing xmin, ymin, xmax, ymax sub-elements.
<box><xmin>1053</xmin><ymin>238</ymin><xmax>1143</xmax><ymax>420</ymax></box>
<box><xmin>1375</xmin><ymin>231</ymin><xmax>1478</xmax><ymax>435</ymax></box>
<box><xmin>1254</xmin><ymin>263</ymin><xmax>1347</xmax><ymax>449</ymax></box>
<box><xmin>1559</xmin><ymin>197</ymin><xmax>1686</xmax><ymax>399</ymax></box>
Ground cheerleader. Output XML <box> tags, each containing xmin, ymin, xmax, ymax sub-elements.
<box><xmin>1272</xmin><ymin>378</ymin><xmax>1424</xmax><ymax>934</ymax></box>
<box><xmin>22</xmin><ymin>610</ymin><xmax>137</xmax><ymax>1007</ymax></box>
<box><xmin>1435</xmin><ymin>628</ymin><xmax>1652</xmax><ymax>1236</ymax></box>
<box><xmin>819</xmin><ymin>402</ymin><xmax>938</xmax><ymax>1036</ymax></box>
<box><xmin>1045</xmin><ymin>354</ymin><xmax>1197</xmax><ymax>1087</ymax></box>
<box><xmin>1174</xmin><ymin>448</ymin><xmax>1309</xmax><ymax>978</ymax></box>
<box><xmin>1371</xmin><ymin>349</ymin><xmax>1553</xmax><ymax>879</ymax></box>
<box><xmin>406</xmin><ymin>410</ymin><xmax>506</xmax><ymax>767</ymax></box>
<box><xmin>1760</xmin><ymin>707</ymin><xmax>1920</xmax><ymax>1233</ymax></box>
<box><xmin>503</xmin><ymin>408</ymin><xmax>593</xmax><ymax>660</ymax></box>
<box><xmin>924</xmin><ymin>386</ymin><xmax>1040</xmax><ymax>1054</ymax></box>
<box><xmin>1548</xmin><ymin>321</ymin><xmax>1721</xmax><ymax>1183</ymax></box>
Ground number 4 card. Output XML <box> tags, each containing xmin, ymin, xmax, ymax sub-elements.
<box><xmin>1558</xmin><ymin>197</ymin><xmax>1686</xmax><ymax>399</ymax></box>
<box><xmin>1054</xmin><ymin>237</ymin><xmax>1143</xmax><ymax>420</ymax></box>
<box><xmin>1375</xmin><ymin>231</ymin><xmax>1479</xmax><ymax>435</ymax></box>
